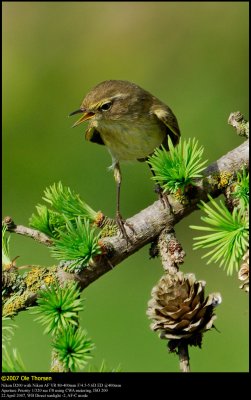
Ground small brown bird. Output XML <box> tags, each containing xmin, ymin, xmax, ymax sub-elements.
<box><xmin>70</xmin><ymin>80</ymin><xmax>180</xmax><ymax>239</ymax></box>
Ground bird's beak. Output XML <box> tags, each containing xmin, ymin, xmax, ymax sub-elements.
<box><xmin>69</xmin><ymin>108</ymin><xmax>95</xmax><ymax>127</ymax></box>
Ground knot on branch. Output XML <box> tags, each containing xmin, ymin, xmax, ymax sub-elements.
<box><xmin>3</xmin><ymin>216</ymin><xmax>16</xmax><ymax>228</ymax></box>
<box><xmin>228</xmin><ymin>111</ymin><xmax>249</xmax><ymax>138</ymax></box>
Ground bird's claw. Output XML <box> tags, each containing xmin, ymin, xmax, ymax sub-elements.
<box><xmin>116</xmin><ymin>212</ymin><xmax>135</xmax><ymax>244</ymax></box>
<box><xmin>154</xmin><ymin>184</ymin><xmax>169</xmax><ymax>208</ymax></box>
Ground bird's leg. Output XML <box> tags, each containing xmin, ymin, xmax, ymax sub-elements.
<box><xmin>114</xmin><ymin>162</ymin><xmax>135</xmax><ymax>241</ymax></box>
<box><xmin>148</xmin><ymin>164</ymin><xmax>169</xmax><ymax>208</ymax></box>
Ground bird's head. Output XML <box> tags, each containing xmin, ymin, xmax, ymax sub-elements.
<box><xmin>69</xmin><ymin>80</ymin><xmax>152</xmax><ymax>127</ymax></box>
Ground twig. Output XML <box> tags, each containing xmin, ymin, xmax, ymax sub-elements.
<box><xmin>158</xmin><ymin>229</ymin><xmax>185</xmax><ymax>274</ymax></box>
<box><xmin>158</xmin><ymin>227</ymin><xmax>187</xmax><ymax>372</ymax></box>
<box><xmin>178</xmin><ymin>342</ymin><xmax>190</xmax><ymax>372</ymax></box>
<box><xmin>3</xmin><ymin>216</ymin><xmax>52</xmax><ymax>246</ymax></box>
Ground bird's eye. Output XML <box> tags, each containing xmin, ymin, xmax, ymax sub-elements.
<box><xmin>100</xmin><ymin>101</ymin><xmax>112</xmax><ymax>111</ymax></box>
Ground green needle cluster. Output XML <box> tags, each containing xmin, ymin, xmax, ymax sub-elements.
<box><xmin>190</xmin><ymin>195</ymin><xmax>249</xmax><ymax>275</ymax></box>
<box><xmin>33</xmin><ymin>282</ymin><xmax>84</xmax><ymax>335</ymax></box>
<box><xmin>148</xmin><ymin>137</ymin><xmax>207</xmax><ymax>194</ymax></box>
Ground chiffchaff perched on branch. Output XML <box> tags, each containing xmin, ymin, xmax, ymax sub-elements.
<box><xmin>70</xmin><ymin>80</ymin><xmax>180</xmax><ymax>240</ymax></box>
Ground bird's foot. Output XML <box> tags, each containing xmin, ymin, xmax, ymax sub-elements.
<box><xmin>154</xmin><ymin>184</ymin><xmax>169</xmax><ymax>208</ymax></box>
<box><xmin>116</xmin><ymin>212</ymin><xmax>135</xmax><ymax>244</ymax></box>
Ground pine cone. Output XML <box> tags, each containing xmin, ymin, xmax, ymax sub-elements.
<box><xmin>238</xmin><ymin>250</ymin><xmax>249</xmax><ymax>293</ymax></box>
<box><xmin>147</xmin><ymin>272</ymin><xmax>221</xmax><ymax>347</ymax></box>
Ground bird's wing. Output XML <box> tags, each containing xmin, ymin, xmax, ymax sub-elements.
<box><xmin>152</xmin><ymin>105</ymin><xmax>180</xmax><ymax>146</ymax></box>
<box><xmin>85</xmin><ymin>126</ymin><xmax>105</xmax><ymax>145</ymax></box>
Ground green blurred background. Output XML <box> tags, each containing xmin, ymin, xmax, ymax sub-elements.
<box><xmin>2</xmin><ymin>2</ymin><xmax>249</xmax><ymax>372</ymax></box>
